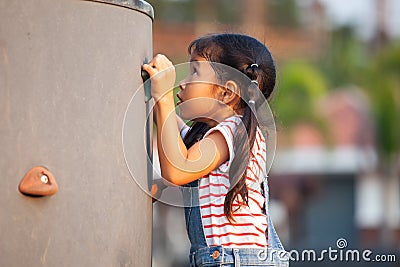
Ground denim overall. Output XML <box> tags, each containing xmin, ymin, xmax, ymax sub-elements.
<box><xmin>182</xmin><ymin>178</ymin><xmax>289</xmax><ymax>267</ymax></box>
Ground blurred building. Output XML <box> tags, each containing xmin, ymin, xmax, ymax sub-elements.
<box><xmin>150</xmin><ymin>0</ymin><xmax>328</xmax><ymax>62</ymax></box>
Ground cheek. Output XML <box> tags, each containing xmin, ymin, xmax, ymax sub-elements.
<box><xmin>178</xmin><ymin>98</ymin><xmax>219</xmax><ymax>119</ymax></box>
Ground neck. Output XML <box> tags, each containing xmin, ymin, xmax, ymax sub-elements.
<box><xmin>200</xmin><ymin>107</ymin><xmax>241</xmax><ymax>127</ymax></box>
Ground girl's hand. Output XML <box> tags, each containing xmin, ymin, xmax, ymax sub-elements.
<box><xmin>151</xmin><ymin>179</ymin><xmax>167</xmax><ymax>203</ymax></box>
<box><xmin>142</xmin><ymin>54</ymin><xmax>176</xmax><ymax>102</ymax></box>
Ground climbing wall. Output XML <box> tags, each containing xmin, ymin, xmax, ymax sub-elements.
<box><xmin>0</xmin><ymin>0</ymin><xmax>153</xmax><ymax>266</ymax></box>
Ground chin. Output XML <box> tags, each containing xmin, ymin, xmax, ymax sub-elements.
<box><xmin>177</xmin><ymin>106</ymin><xmax>185</xmax><ymax>118</ymax></box>
<box><xmin>178</xmin><ymin>106</ymin><xmax>196</xmax><ymax>120</ymax></box>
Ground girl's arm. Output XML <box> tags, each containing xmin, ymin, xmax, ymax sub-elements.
<box><xmin>143</xmin><ymin>55</ymin><xmax>229</xmax><ymax>186</ymax></box>
<box><xmin>151</xmin><ymin>179</ymin><xmax>167</xmax><ymax>203</ymax></box>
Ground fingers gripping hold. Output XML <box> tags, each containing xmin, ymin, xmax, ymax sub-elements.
<box><xmin>142</xmin><ymin>54</ymin><xmax>176</xmax><ymax>101</ymax></box>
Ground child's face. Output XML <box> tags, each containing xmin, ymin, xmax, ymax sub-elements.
<box><xmin>177</xmin><ymin>55</ymin><xmax>227</xmax><ymax>125</ymax></box>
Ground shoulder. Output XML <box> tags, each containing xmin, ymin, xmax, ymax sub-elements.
<box><xmin>204</xmin><ymin>115</ymin><xmax>242</xmax><ymax>140</ymax></box>
<box><xmin>203</xmin><ymin>115</ymin><xmax>242</xmax><ymax>172</ymax></box>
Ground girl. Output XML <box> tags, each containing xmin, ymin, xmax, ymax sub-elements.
<box><xmin>143</xmin><ymin>33</ymin><xmax>288</xmax><ymax>267</ymax></box>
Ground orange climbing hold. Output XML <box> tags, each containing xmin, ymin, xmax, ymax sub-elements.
<box><xmin>19</xmin><ymin>166</ymin><xmax>58</xmax><ymax>196</ymax></box>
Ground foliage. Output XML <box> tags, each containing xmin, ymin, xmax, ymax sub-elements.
<box><xmin>267</xmin><ymin>0</ymin><xmax>300</xmax><ymax>28</ymax></box>
<box><xmin>319</xmin><ymin>26</ymin><xmax>369</xmax><ymax>88</ymax></box>
<box><xmin>272</xmin><ymin>61</ymin><xmax>328</xmax><ymax>127</ymax></box>
<box><xmin>146</xmin><ymin>0</ymin><xmax>195</xmax><ymax>23</ymax></box>
<box><xmin>318</xmin><ymin>26</ymin><xmax>400</xmax><ymax>160</ymax></box>
<box><xmin>360</xmin><ymin>42</ymin><xmax>400</xmax><ymax>159</ymax></box>
<box><xmin>273</xmin><ymin>23</ymin><xmax>399</xmax><ymax>161</ymax></box>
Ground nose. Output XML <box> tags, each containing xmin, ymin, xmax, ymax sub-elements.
<box><xmin>179</xmin><ymin>79</ymin><xmax>186</xmax><ymax>90</ymax></box>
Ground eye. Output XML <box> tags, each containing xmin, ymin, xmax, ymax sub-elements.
<box><xmin>190</xmin><ymin>63</ymin><xmax>199</xmax><ymax>76</ymax></box>
<box><xmin>191</xmin><ymin>66</ymin><xmax>198</xmax><ymax>76</ymax></box>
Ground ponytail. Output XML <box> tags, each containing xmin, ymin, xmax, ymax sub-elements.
<box><xmin>224</xmin><ymin>76</ymin><xmax>260</xmax><ymax>222</ymax></box>
<box><xmin>182</xmin><ymin>101</ymin><xmax>259</xmax><ymax>223</ymax></box>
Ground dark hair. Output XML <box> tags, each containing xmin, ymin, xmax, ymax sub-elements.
<box><xmin>183</xmin><ymin>33</ymin><xmax>276</xmax><ymax>221</ymax></box>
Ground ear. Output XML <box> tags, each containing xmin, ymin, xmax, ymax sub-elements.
<box><xmin>220</xmin><ymin>80</ymin><xmax>240</xmax><ymax>105</ymax></box>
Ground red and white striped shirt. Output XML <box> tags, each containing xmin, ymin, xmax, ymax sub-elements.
<box><xmin>198</xmin><ymin>115</ymin><xmax>268</xmax><ymax>248</ymax></box>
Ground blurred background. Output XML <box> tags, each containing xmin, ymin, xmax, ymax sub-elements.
<box><xmin>147</xmin><ymin>0</ymin><xmax>400</xmax><ymax>266</ymax></box>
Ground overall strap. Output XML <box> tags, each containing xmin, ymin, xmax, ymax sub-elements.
<box><xmin>262</xmin><ymin>175</ymin><xmax>269</xmax><ymax>240</ymax></box>
<box><xmin>262</xmin><ymin>175</ymin><xmax>285</xmax><ymax>251</ymax></box>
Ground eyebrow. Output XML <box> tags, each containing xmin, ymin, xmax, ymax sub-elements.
<box><xmin>189</xmin><ymin>57</ymin><xmax>201</xmax><ymax>64</ymax></box>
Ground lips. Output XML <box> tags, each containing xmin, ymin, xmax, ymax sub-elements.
<box><xmin>176</xmin><ymin>94</ymin><xmax>183</xmax><ymax>105</ymax></box>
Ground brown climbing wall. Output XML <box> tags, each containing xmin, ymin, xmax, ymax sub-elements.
<box><xmin>0</xmin><ymin>0</ymin><xmax>153</xmax><ymax>266</ymax></box>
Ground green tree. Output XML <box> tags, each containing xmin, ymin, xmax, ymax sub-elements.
<box><xmin>320</xmin><ymin>26</ymin><xmax>369</xmax><ymax>88</ymax></box>
<box><xmin>361</xmin><ymin>42</ymin><xmax>400</xmax><ymax>171</ymax></box>
<box><xmin>267</xmin><ymin>0</ymin><xmax>300</xmax><ymax>28</ymax></box>
<box><xmin>146</xmin><ymin>0</ymin><xmax>195</xmax><ymax>23</ymax></box>
<box><xmin>319</xmin><ymin>25</ymin><xmax>400</xmax><ymax>175</ymax></box>
<box><xmin>272</xmin><ymin>61</ymin><xmax>328</xmax><ymax>127</ymax></box>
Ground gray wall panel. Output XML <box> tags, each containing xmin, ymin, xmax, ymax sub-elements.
<box><xmin>0</xmin><ymin>0</ymin><xmax>153</xmax><ymax>266</ymax></box>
